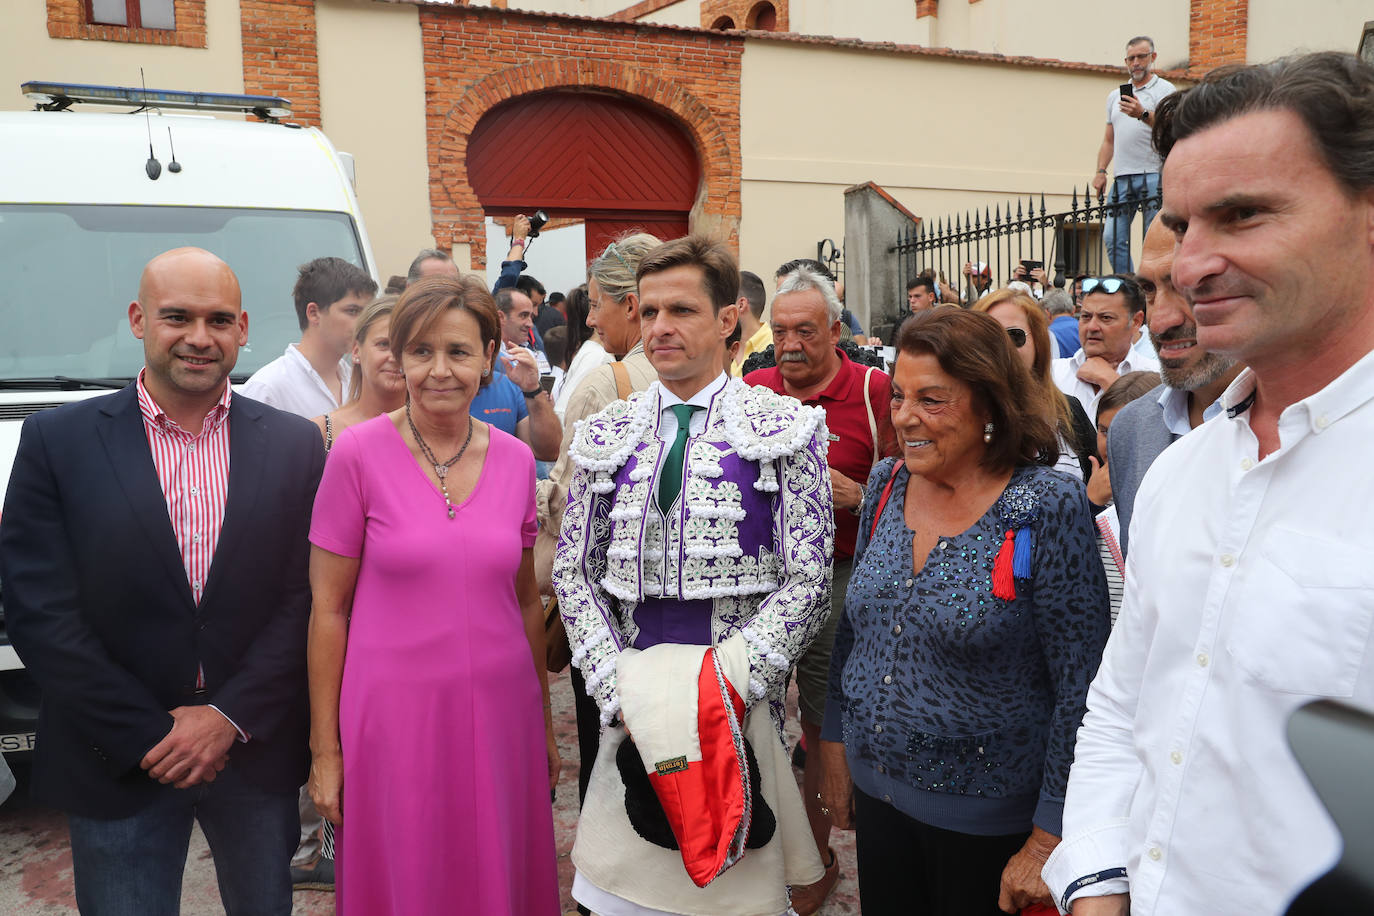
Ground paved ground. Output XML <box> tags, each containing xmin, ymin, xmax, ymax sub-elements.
<box><xmin>0</xmin><ymin>669</ymin><xmax>859</xmax><ymax>914</ymax></box>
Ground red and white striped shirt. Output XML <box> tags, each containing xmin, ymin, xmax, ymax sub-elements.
<box><xmin>136</xmin><ymin>370</ymin><xmax>232</xmax><ymax>605</ymax></box>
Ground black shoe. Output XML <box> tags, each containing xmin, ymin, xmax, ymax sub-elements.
<box><xmin>291</xmin><ymin>855</ymin><xmax>335</xmax><ymax>892</ymax></box>
<box><xmin>791</xmin><ymin>740</ymin><xmax>806</xmax><ymax>770</ymax></box>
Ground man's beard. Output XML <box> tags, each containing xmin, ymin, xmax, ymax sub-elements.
<box><xmin>1153</xmin><ymin>325</ymin><xmax>1237</xmax><ymax>391</ymax></box>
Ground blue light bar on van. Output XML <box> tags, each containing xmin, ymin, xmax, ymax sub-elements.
<box><xmin>21</xmin><ymin>81</ymin><xmax>293</xmax><ymax>120</ymax></box>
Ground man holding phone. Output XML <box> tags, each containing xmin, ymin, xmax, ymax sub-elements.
<box><xmin>1091</xmin><ymin>36</ymin><xmax>1177</xmax><ymax>273</ymax></box>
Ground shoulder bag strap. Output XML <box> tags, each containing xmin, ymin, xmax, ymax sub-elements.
<box><xmin>862</xmin><ymin>365</ymin><xmax>878</xmax><ymax>466</ymax></box>
<box><xmin>869</xmin><ymin>459</ymin><xmax>904</xmax><ymax>542</ymax></box>
<box><xmin>611</xmin><ymin>360</ymin><xmax>632</xmax><ymax>401</ymax></box>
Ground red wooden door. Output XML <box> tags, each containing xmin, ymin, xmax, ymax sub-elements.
<box><xmin>468</xmin><ymin>90</ymin><xmax>700</xmax><ymax>263</ymax></box>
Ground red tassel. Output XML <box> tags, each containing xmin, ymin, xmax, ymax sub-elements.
<box><xmin>992</xmin><ymin>529</ymin><xmax>1017</xmax><ymax>600</ymax></box>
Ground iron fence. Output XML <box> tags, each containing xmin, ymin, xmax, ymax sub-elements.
<box><xmin>892</xmin><ymin>180</ymin><xmax>1163</xmax><ymax>306</ymax></box>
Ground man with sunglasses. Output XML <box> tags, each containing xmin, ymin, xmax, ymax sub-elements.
<box><xmin>1092</xmin><ymin>36</ymin><xmax>1177</xmax><ymax>274</ymax></box>
<box><xmin>1050</xmin><ymin>274</ymin><xmax>1158</xmax><ymax>422</ymax></box>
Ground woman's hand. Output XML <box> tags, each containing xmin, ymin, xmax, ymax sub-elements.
<box><xmin>1086</xmin><ymin>455</ymin><xmax>1113</xmax><ymax>507</ymax></box>
<box><xmin>997</xmin><ymin>826</ymin><xmax>1059</xmax><ymax>912</ymax></box>
<box><xmin>817</xmin><ymin>740</ymin><xmax>856</xmax><ymax>830</ymax></box>
<box><xmin>546</xmin><ymin>730</ymin><xmax>562</xmax><ymax>791</ymax></box>
<box><xmin>309</xmin><ymin>749</ymin><xmax>345</xmax><ymax>825</ymax></box>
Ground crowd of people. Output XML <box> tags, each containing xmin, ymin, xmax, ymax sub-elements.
<box><xmin>0</xmin><ymin>48</ymin><xmax>1372</xmax><ymax>916</ymax></box>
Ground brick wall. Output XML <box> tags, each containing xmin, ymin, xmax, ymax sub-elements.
<box><xmin>1189</xmin><ymin>0</ymin><xmax>1248</xmax><ymax>75</ymax></box>
<box><xmin>419</xmin><ymin>5</ymin><xmax>744</xmax><ymax>269</ymax></box>
<box><xmin>700</xmin><ymin>0</ymin><xmax>789</xmax><ymax>32</ymax></box>
<box><xmin>239</xmin><ymin>0</ymin><xmax>322</xmax><ymax>126</ymax></box>
<box><xmin>915</xmin><ymin>1</ymin><xmax>938</xmax><ymax>18</ymax></box>
<box><xmin>47</xmin><ymin>0</ymin><xmax>206</xmax><ymax>48</ymax></box>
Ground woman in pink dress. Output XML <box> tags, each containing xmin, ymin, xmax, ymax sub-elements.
<box><xmin>305</xmin><ymin>274</ymin><xmax>561</xmax><ymax>915</ymax></box>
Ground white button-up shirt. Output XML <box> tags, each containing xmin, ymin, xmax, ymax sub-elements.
<box><xmin>1044</xmin><ymin>352</ymin><xmax>1374</xmax><ymax>914</ymax></box>
<box><xmin>1157</xmin><ymin>385</ymin><xmax>1225</xmax><ymax>438</ymax></box>
<box><xmin>657</xmin><ymin>372</ymin><xmax>728</xmax><ymax>443</ymax></box>
<box><xmin>1052</xmin><ymin>346</ymin><xmax>1161</xmax><ymax>423</ymax></box>
<box><xmin>239</xmin><ymin>343</ymin><xmax>351</xmax><ymax>419</ymax></box>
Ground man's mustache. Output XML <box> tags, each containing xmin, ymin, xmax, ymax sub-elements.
<box><xmin>779</xmin><ymin>352</ymin><xmax>808</xmax><ymax>363</ymax></box>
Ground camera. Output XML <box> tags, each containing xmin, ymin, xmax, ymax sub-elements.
<box><xmin>528</xmin><ymin>210</ymin><xmax>549</xmax><ymax>238</ymax></box>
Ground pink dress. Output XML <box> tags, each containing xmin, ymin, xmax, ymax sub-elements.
<box><xmin>309</xmin><ymin>416</ymin><xmax>559</xmax><ymax>915</ymax></box>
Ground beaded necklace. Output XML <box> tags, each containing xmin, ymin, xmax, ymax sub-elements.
<box><xmin>405</xmin><ymin>403</ymin><xmax>473</xmax><ymax>519</ymax></box>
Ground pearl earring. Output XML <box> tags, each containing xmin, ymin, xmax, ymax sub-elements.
<box><xmin>983</xmin><ymin>422</ymin><xmax>994</xmax><ymax>443</ymax></box>
<box><xmin>483</xmin><ymin>367</ymin><xmax>491</xmax><ymax>377</ymax></box>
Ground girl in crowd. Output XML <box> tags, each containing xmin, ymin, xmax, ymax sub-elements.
<box><xmin>1086</xmin><ymin>370</ymin><xmax>1161</xmax><ymax>624</ymax></box>
<box><xmin>312</xmin><ymin>295</ymin><xmax>404</xmax><ymax>450</ymax></box>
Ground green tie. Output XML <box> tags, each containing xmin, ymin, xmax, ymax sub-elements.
<box><xmin>657</xmin><ymin>404</ymin><xmax>702</xmax><ymax>513</ymax></box>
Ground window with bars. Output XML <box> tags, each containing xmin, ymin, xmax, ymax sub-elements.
<box><xmin>86</xmin><ymin>0</ymin><xmax>176</xmax><ymax>30</ymax></box>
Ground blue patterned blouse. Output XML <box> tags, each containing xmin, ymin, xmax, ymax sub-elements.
<box><xmin>821</xmin><ymin>458</ymin><xmax>1110</xmax><ymax>837</ymax></box>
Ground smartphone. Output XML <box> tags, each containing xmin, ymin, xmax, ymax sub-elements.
<box><xmin>539</xmin><ymin>374</ymin><xmax>556</xmax><ymax>393</ymax></box>
<box><xmin>1119</xmin><ymin>82</ymin><xmax>1135</xmax><ymax>99</ymax></box>
<box><xmin>1021</xmin><ymin>259</ymin><xmax>1043</xmax><ymax>274</ymax></box>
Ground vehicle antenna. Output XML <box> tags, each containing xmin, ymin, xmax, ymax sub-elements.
<box><xmin>141</xmin><ymin>68</ymin><xmax>161</xmax><ymax>180</ymax></box>
<box><xmin>167</xmin><ymin>127</ymin><xmax>181</xmax><ymax>173</ymax></box>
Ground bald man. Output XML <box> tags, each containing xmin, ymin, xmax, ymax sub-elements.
<box><xmin>0</xmin><ymin>247</ymin><xmax>324</xmax><ymax>914</ymax></box>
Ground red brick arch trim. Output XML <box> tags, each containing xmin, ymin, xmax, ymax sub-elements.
<box><xmin>431</xmin><ymin>59</ymin><xmax>739</xmax><ymax>269</ymax></box>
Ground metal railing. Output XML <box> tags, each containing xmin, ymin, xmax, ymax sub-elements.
<box><xmin>892</xmin><ymin>181</ymin><xmax>1162</xmax><ymax>303</ymax></box>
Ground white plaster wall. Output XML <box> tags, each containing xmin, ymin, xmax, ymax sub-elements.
<box><xmin>739</xmin><ymin>39</ymin><xmax>1124</xmax><ymax>284</ymax></box>
<box><xmin>0</xmin><ymin>0</ymin><xmax>245</xmax><ymax>108</ymax></box>
<box><xmin>1248</xmin><ymin>0</ymin><xmax>1368</xmax><ymax>61</ymax></box>
<box><xmin>640</xmin><ymin>1</ymin><xmax>700</xmax><ymax>28</ymax></box>
<box><xmin>316</xmin><ymin>0</ymin><xmax>435</xmax><ymax>281</ymax></box>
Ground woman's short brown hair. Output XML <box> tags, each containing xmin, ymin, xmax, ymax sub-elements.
<box><xmin>389</xmin><ymin>275</ymin><xmax>501</xmax><ymax>387</ymax></box>
<box><xmin>895</xmin><ymin>309</ymin><xmax>1059</xmax><ymax>471</ymax></box>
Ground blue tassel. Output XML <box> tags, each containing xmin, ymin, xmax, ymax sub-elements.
<box><xmin>1012</xmin><ymin>525</ymin><xmax>1035</xmax><ymax>579</ymax></box>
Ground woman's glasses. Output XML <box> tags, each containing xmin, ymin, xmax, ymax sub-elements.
<box><xmin>1006</xmin><ymin>327</ymin><xmax>1028</xmax><ymax>348</ymax></box>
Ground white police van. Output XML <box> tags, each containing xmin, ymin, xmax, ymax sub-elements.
<box><xmin>0</xmin><ymin>81</ymin><xmax>379</xmax><ymax>763</ymax></box>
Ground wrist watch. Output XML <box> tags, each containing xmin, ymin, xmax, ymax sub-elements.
<box><xmin>522</xmin><ymin>386</ymin><xmax>542</xmax><ymax>398</ymax></box>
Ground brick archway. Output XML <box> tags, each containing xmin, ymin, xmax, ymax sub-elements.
<box><xmin>418</xmin><ymin>7</ymin><xmax>743</xmax><ymax>270</ymax></box>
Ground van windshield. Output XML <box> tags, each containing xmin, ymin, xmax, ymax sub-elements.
<box><xmin>0</xmin><ymin>204</ymin><xmax>369</xmax><ymax>385</ymax></box>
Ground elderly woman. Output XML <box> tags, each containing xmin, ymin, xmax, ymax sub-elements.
<box><xmin>312</xmin><ymin>295</ymin><xmax>405</xmax><ymax>450</ymax></box>
<box><xmin>306</xmin><ymin>275</ymin><xmax>560</xmax><ymax>915</ymax></box>
<box><xmin>819</xmin><ymin>309</ymin><xmax>1110</xmax><ymax>915</ymax></box>
<box><xmin>975</xmin><ymin>289</ymin><xmax>1098</xmax><ymax>483</ymax></box>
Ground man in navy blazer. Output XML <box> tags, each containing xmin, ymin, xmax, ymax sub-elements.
<box><xmin>0</xmin><ymin>248</ymin><xmax>324</xmax><ymax>915</ymax></box>
<box><xmin>1105</xmin><ymin>220</ymin><xmax>1240</xmax><ymax>557</ymax></box>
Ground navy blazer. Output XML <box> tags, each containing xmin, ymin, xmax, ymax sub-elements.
<box><xmin>0</xmin><ymin>384</ymin><xmax>324</xmax><ymax>818</ymax></box>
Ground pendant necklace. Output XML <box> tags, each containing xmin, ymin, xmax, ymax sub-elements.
<box><xmin>406</xmin><ymin>403</ymin><xmax>473</xmax><ymax>519</ymax></box>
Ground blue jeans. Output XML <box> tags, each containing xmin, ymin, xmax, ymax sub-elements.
<box><xmin>1103</xmin><ymin>171</ymin><xmax>1161</xmax><ymax>273</ymax></box>
<box><xmin>68</xmin><ymin>765</ymin><xmax>297</xmax><ymax>916</ymax></box>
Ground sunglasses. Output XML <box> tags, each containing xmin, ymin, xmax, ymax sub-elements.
<box><xmin>1081</xmin><ymin>277</ymin><xmax>1131</xmax><ymax>296</ymax></box>
<box><xmin>1006</xmin><ymin>327</ymin><xmax>1028</xmax><ymax>348</ymax></box>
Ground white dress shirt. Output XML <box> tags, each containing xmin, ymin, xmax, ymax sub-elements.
<box><xmin>656</xmin><ymin>371</ymin><xmax>728</xmax><ymax>443</ymax></box>
<box><xmin>1157</xmin><ymin>385</ymin><xmax>1225</xmax><ymax>438</ymax></box>
<box><xmin>1044</xmin><ymin>352</ymin><xmax>1374</xmax><ymax>915</ymax></box>
<box><xmin>1052</xmin><ymin>346</ymin><xmax>1161</xmax><ymax>423</ymax></box>
<box><xmin>239</xmin><ymin>343</ymin><xmax>351</xmax><ymax>419</ymax></box>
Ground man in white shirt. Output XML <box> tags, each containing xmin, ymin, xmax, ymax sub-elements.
<box><xmin>1044</xmin><ymin>52</ymin><xmax>1374</xmax><ymax>915</ymax></box>
<box><xmin>1091</xmin><ymin>36</ymin><xmax>1177</xmax><ymax>273</ymax></box>
<box><xmin>240</xmin><ymin>257</ymin><xmax>376</xmax><ymax>418</ymax></box>
<box><xmin>1051</xmin><ymin>275</ymin><xmax>1158</xmax><ymax>422</ymax></box>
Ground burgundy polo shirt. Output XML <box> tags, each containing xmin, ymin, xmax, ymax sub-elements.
<box><xmin>746</xmin><ymin>349</ymin><xmax>895</xmax><ymax>558</ymax></box>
